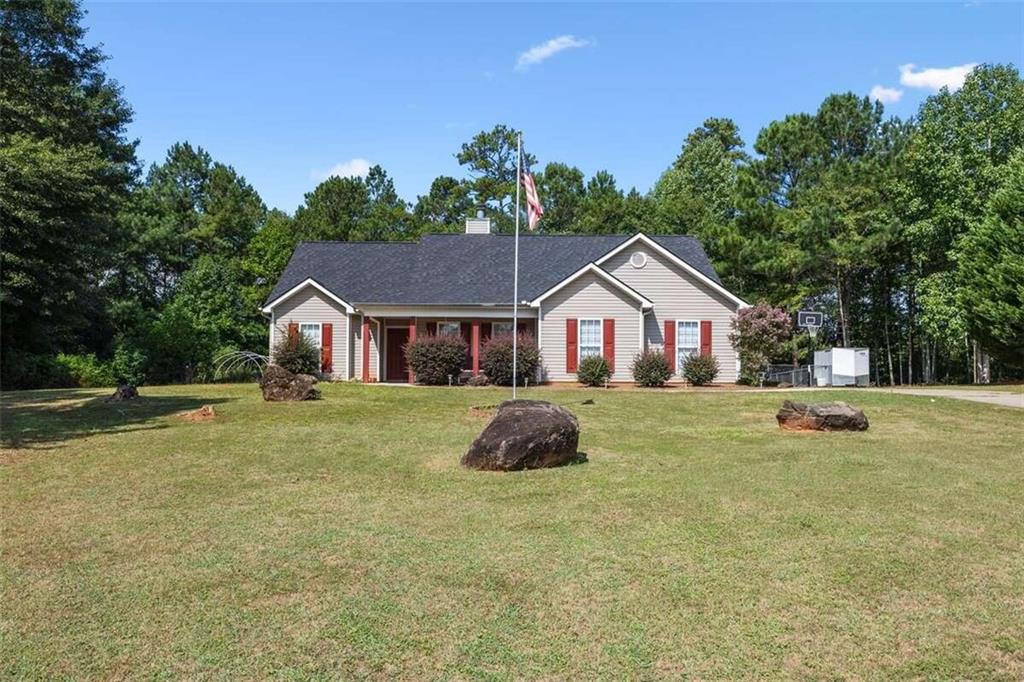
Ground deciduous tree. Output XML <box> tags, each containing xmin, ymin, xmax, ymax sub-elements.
<box><xmin>954</xmin><ymin>150</ymin><xmax>1024</xmax><ymax>367</ymax></box>
<box><xmin>241</xmin><ymin>209</ymin><xmax>300</xmax><ymax>310</ymax></box>
<box><xmin>729</xmin><ymin>303</ymin><xmax>792</xmax><ymax>383</ymax></box>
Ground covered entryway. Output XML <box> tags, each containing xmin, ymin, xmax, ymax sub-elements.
<box><xmin>361</xmin><ymin>313</ymin><xmax>538</xmax><ymax>384</ymax></box>
<box><xmin>385</xmin><ymin>327</ymin><xmax>410</xmax><ymax>382</ymax></box>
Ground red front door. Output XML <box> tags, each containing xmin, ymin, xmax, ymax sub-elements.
<box><xmin>385</xmin><ymin>327</ymin><xmax>410</xmax><ymax>382</ymax></box>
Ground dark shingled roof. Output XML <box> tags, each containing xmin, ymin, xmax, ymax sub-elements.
<box><xmin>265</xmin><ymin>233</ymin><xmax>722</xmax><ymax>307</ymax></box>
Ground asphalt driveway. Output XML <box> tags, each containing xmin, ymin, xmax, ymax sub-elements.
<box><xmin>864</xmin><ymin>387</ymin><xmax>1024</xmax><ymax>409</ymax></box>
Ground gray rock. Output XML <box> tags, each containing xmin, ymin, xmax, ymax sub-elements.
<box><xmin>260</xmin><ymin>365</ymin><xmax>320</xmax><ymax>401</ymax></box>
<box><xmin>776</xmin><ymin>399</ymin><xmax>868</xmax><ymax>431</ymax></box>
<box><xmin>461</xmin><ymin>399</ymin><xmax>583</xmax><ymax>471</ymax></box>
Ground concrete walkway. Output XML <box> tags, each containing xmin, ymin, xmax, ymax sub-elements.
<box><xmin>863</xmin><ymin>387</ymin><xmax>1024</xmax><ymax>409</ymax></box>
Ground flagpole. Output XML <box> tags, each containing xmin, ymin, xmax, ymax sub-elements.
<box><xmin>512</xmin><ymin>131</ymin><xmax>522</xmax><ymax>401</ymax></box>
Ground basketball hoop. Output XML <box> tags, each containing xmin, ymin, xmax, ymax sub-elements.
<box><xmin>797</xmin><ymin>310</ymin><xmax>824</xmax><ymax>339</ymax></box>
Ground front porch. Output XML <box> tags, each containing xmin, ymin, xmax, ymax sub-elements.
<box><xmin>356</xmin><ymin>311</ymin><xmax>538</xmax><ymax>384</ymax></box>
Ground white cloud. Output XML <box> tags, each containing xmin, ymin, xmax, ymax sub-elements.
<box><xmin>516</xmin><ymin>35</ymin><xmax>590</xmax><ymax>71</ymax></box>
<box><xmin>869</xmin><ymin>85</ymin><xmax>904</xmax><ymax>104</ymax></box>
<box><xmin>898</xmin><ymin>62</ymin><xmax>978</xmax><ymax>91</ymax></box>
<box><xmin>310</xmin><ymin>158</ymin><xmax>372</xmax><ymax>181</ymax></box>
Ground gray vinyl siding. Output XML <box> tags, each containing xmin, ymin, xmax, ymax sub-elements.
<box><xmin>538</xmin><ymin>271</ymin><xmax>643</xmax><ymax>382</ymax></box>
<box><xmin>269</xmin><ymin>285</ymin><xmax>349</xmax><ymax>379</ymax></box>
<box><xmin>603</xmin><ymin>242</ymin><xmax>740</xmax><ymax>382</ymax></box>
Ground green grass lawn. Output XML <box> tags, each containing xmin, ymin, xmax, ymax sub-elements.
<box><xmin>2</xmin><ymin>383</ymin><xmax>1023</xmax><ymax>679</ymax></box>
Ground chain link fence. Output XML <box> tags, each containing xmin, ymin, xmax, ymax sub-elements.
<box><xmin>763</xmin><ymin>364</ymin><xmax>815</xmax><ymax>387</ymax></box>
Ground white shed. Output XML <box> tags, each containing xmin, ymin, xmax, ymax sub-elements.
<box><xmin>814</xmin><ymin>348</ymin><xmax>870</xmax><ymax>386</ymax></box>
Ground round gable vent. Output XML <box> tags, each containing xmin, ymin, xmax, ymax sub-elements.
<box><xmin>630</xmin><ymin>251</ymin><xmax>648</xmax><ymax>269</ymax></box>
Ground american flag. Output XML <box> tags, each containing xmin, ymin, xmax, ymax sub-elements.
<box><xmin>521</xmin><ymin>168</ymin><xmax>544</xmax><ymax>230</ymax></box>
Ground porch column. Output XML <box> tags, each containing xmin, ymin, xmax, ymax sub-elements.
<box><xmin>361</xmin><ymin>317</ymin><xmax>370</xmax><ymax>383</ymax></box>
<box><xmin>471</xmin><ymin>319</ymin><xmax>481</xmax><ymax>375</ymax></box>
<box><xmin>407</xmin><ymin>318</ymin><xmax>417</xmax><ymax>384</ymax></box>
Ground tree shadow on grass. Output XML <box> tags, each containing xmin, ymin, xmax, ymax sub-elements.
<box><xmin>0</xmin><ymin>389</ymin><xmax>234</xmax><ymax>451</ymax></box>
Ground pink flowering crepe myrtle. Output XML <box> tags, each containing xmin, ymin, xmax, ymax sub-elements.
<box><xmin>729</xmin><ymin>303</ymin><xmax>793</xmax><ymax>379</ymax></box>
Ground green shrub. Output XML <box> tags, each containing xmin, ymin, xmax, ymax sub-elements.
<box><xmin>271</xmin><ymin>328</ymin><xmax>320</xmax><ymax>375</ymax></box>
<box><xmin>481</xmin><ymin>333</ymin><xmax>540</xmax><ymax>386</ymax></box>
<box><xmin>681</xmin><ymin>353</ymin><xmax>719</xmax><ymax>386</ymax></box>
<box><xmin>632</xmin><ymin>350</ymin><xmax>672</xmax><ymax>387</ymax></box>
<box><xmin>0</xmin><ymin>351</ymin><xmax>70</xmax><ymax>389</ymax></box>
<box><xmin>405</xmin><ymin>334</ymin><xmax>468</xmax><ymax>385</ymax></box>
<box><xmin>54</xmin><ymin>353</ymin><xmax>116</xmax><ymax>388</ymax></box>
<box><xmin>577</xmin><ymin>354</ymin><xmax>611</xmax><ymax>387</ymax></box>
<box><xmin>111</xmin><ymin>343</ymin><xmax>148</xmax><ymax>386</ymax></box>
<box><xmin>145</xmin><ymin>305</ymin><xmax>219</xmax><ymax>383</ymax></box>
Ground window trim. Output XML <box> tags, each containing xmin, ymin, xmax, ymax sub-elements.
<box><xmin>436</xmin><ymin>321</ymin><xmax>461</xmax><ymax>337</ymax></box>
<box><xmin>578</xmin><ymin>318</ymin><xmax>603</xmax><ymax>364</ymax></box>
<box><xmin>299</xmin><ymin>321</ymin><xmax>322</xmax><ymax>349</ymax></box>
<box><xmin>676</xmin><ymin>319</ymin><xmax>700</xmax><ymax>366</ymax></box>
<box><xmin>492</xmin><ymin>321</ymin><xmax>515</xmax><ymax>337</ymax></box>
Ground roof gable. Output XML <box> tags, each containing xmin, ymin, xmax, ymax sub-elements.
<box><xmin>261</xmin><ymin>278</ymin><xmax>355</xmax><ymax>314</ymax></box>
<box><xmin>529</xmin><ymin>263</ymin><xmax>653</xmax><ymax>308</ymax></box>
<box><xmin>596</xmin><ymin>233</ymin><xmax>748</xmax><ymax>307</ymax></box>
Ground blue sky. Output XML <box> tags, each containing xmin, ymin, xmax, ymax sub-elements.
<box><xmin>83</xmin><ymin>2</ymin><xmax>1023</xmax><ymax>212</ymax></box>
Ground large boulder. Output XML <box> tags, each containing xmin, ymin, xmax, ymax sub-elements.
<box><xmin>260</xmin><ymin>365</ymin><xmax>320</xmax><ymax>402</ymax></box>
<box><xmin>462</xmin><ymin>399</ymin><xmax>582</xmax><ymax>471</ymax></box>
<box><xmin>776</xmin><ymin>400</ymin><xmax>868</xmax><ymax>431</ymax></box>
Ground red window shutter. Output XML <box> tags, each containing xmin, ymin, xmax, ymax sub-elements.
<box><xmin>426</xmin><ymin>321</ymin><xmax>437</xmax><ymax>336</ymax></box>
<box><xmin>321</xmin><ymin>323</ymin><xmax>333</xmax><ymax>373</ymax></box>
<box><xmin>603</xmin><ymin>319</ymin><xmax>615</xmax><ymax>372</ymax></box>
<box><xmin>664</xmin><ymin>320</ymin><xmax>676</xmax><ymax>373</ymax></box>
<box><xmin>481</xmin><ymin>322</ymin><xmax>492</xmax><ymax>341</ymax></box>
<box><xmin>517</xmin><ymin>320</ymin><xmax>527</xmax><ymax>336</ymax></box>
<box><xmin>700</xmin><ymin>320</ymin><xmax>712</xmax><ymax>357</ymax></box>
<box><xmin>566</xmin><ymin>319</ymin><xmax>578</xmax><ymax>373</ymax></box>
<box><xmin>287</xmin><ymin>322</ymin><xmax>299</xmax><ymax>349</ymax></box>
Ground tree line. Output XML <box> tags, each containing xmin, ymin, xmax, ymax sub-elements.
<box><xmin>2</xmin><ymin>0</ymin><xmax>1021</xmax><ymax>388</ymax></box>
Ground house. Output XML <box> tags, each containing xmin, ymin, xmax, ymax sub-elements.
<box><xmin>262</xmin><ymin>216</ymin><xmax>748</xmax><ymax>384</ymax></box>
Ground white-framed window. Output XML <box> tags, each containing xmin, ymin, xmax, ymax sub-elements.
<box><xmin>492</xmin><ymin>321</ymin><xmax>515</xmax><ymax>337</ymax></box>
<box><xmin>579</xmin><ymin>319</ymin><xmax>603</xmax><ymax>361</ymax></box>
<box><xmin>300</xmin><ymin>322</ymin><xmax>322</xmax><ymax>348</ymax></box>
<box><xmin>437</xmin><ymin>321</ymin><xmax>460</xmax><ymax>337</ymax></box>
<box><xmin>677</xmin><ymin>320</ymin><xmax>699</xmax><ymax>368</ymax></box>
